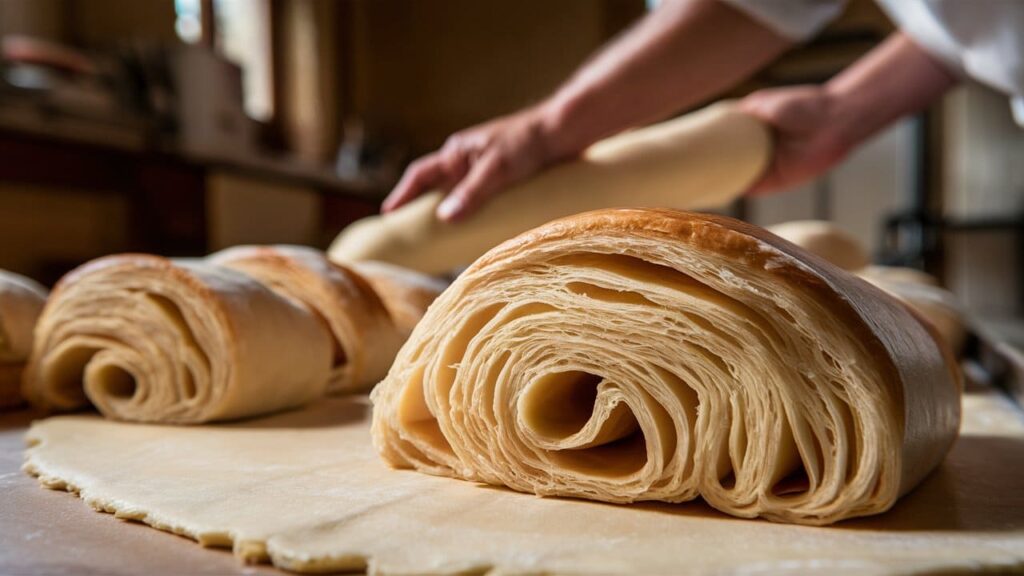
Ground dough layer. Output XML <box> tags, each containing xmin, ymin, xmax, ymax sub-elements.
<box><xmin>20</xmin><ymin>387</ymin><xmax>1024</xmax><ymax>574</ymax></box>
<box><xmin>0</xmin><ymin>270</ymin><xmax>48</xmax><ymax>408</ymax></box>
<box><xmin>329</xmin><ymin>101</ymin><xmax>770</xmax><ymax>275</ymax></box>
<box><xmin>371</xmin><ymin>209</ymin><xmax>961</xmax><ymax>525</ymax></box>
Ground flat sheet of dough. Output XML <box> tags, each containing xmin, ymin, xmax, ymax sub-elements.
<box><xmin>23</xmin><ymin>385</ymin><xmax>1024</xmax><ymax>575</ymax></box>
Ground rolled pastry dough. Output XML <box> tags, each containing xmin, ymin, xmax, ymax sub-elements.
<box><xmin>22</xmin><ymin>254</ymin><xmax>333</xmax><ymax>423</ymax></box>
<box><xmin>328</xmin><ymin>101</ymin><xmax>770</xmax><ymax>275</ymax></box>
<box><xmin>209</xmin><ymin>245</ymin><xmax>404</xmax><ymax>394</ymax></box>
<box><xmin>372</xmin><ymin>209</ymin><xmax>961</xmax><ymax>525</ymax></box>
<box><xmin>0</xmin><ymin>270</ymin><xmax>48</xmax><ymax>408</ymax></box>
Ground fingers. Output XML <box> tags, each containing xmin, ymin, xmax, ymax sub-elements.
<box><xmin>741</xmin><ymin>89</ymin><xmax>799</xmax><ymax>128</ymax></box>
<box><xmin>741</xmin><ymin>86</ymin><xmax>829</xmax><ymax>132</ymax></box>
<box><xmin>436</xmin><ymin>151</ymin><xmax>509</xmax><ymax>223</ymax></box>
<box><xmin>382</xmin><ymin>134</ymin><xmax>478</xmax><ymax>213</ymax></box>
<box><xmin>382</xmin><ymin>154</ymin><xmax>446</xmax><ymax>213</ymax></box>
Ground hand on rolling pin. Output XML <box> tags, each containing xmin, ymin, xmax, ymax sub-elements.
<box><xmin>381</xmin><ymin>105</ymin><xmax>576</xmax><ymax>223</ymax></box>
<box><xmin>382</xmin><ymin>0</ymin><xmax>793</xmax><ymax>222</ymax></box>
<box><xmin>741</xmin><ymin>33</ymin><xmax>958</xmax><ymax>195</ymax></box>
<box><xmin>740</xmin><ymin>85</ymin><xmax>848</xmax><ymax>196</ymax></box>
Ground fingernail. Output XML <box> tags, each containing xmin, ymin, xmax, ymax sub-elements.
<box><xmin>437</xmin><ymin>197</ymin><xmax>460</xmax><ymax>221</ymax></box>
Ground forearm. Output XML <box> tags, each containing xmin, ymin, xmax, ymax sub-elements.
<box><xmin>823</xmin><ymin>32</ymin><xmax>958</xmax><ymax>151</ymax></box>
<box><xmin>538</xmin><ymin>0</ymin><xmax>792</xmax><ymax>157</ymax></box>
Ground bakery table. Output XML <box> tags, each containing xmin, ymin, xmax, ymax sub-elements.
<box><xmin>0</xmin><ymin>407</ymin><xmax>282</xmax><ymax>576</ymax></box>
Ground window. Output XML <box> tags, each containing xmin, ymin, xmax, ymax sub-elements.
<box><xmin>174</xmin><ymin>0</ymin><xmax>273</xmax><ymax>122</ymax></box>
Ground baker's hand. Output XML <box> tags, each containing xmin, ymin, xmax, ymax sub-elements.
<box><xmin>382</xmin><ymin>105</ymin><xmax>573</xmax><ymax>222</ymax></box>
<box><xmin>740</xmin><ymin>86</ymin><xmax>850</xmax><ymax>195</ymax></box>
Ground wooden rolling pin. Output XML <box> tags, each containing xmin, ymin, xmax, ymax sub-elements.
<box><xmin>328</xmin><ymin>101</ymin><xmax>771</xmax><ymax>275</ymax></box>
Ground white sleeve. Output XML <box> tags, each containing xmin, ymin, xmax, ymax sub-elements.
<box><xmin>720</xmin><ymin>0</ymin><xmax>848</xmax><ymax>41</ymax></box>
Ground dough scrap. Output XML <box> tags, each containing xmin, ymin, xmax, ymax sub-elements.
<box><xmin>372</xmin><ymin>209</ymin><xmax>961</xmax><ymax>525</ymax></box>
<box><xmin>0</xmin><ymin>270</ymin><xmax>48</xmax><ymax>408</ymax></box>
<box><xmin>22</xmin><ymin>386</ymin><xmax>1024</xmax><ymax>575</ymax></box>
<box><xmin>21</xmin><ymin>248</ymin><xmax>443</xmax><ymax>422</ymax></box>
<box><xmin>328</xmin><ymin>101</ymin><xmax>770</xmax><ymax>275</ymax></box>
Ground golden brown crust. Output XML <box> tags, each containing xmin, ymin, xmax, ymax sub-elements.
<box><xmin>209</xmin><ymin>245</ymin><xmax>408</xmax><ymax>394</ymax></box>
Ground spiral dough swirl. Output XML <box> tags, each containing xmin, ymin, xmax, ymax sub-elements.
<box><xmin>371</xmin><ymin>209</ymin><xmax>960</xmax><ymax>525</ymax></box>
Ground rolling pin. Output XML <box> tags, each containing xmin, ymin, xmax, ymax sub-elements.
<box><xmin>328</xmin><ymin>101</ymin><xmax>771</xmax><ymax>275</ymax></box>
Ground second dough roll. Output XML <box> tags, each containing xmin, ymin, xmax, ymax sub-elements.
<box><xmin>372</xmin><ymin>209</ymin><xmax>961</xmax><ymax>525</ymax></box>
<box><xmin>22</xmin><ymin>255</ymin><xmax>332</xmax><ymax>423</ymax></box>
<box><xmin>210</xmin><ymin>245</ymin><xmax>404</xmax><ymax>394</ymax></box>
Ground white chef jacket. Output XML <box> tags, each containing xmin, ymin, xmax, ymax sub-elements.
<box><xmin>722</xmin><ymin>0</ymin><xmax>1024</xmax><ymax>125</ymax></box>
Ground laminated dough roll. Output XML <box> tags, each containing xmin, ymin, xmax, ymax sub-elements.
<box><xmin>209</xmin><ymin>245</ymin><xmax>404</xmax><ymax>394</ymax></box>
<box><xmin>371</xmin><ymin>209</ymin><xmax>961</xmax><ymax>525</ymax></box>
<box><xmin>329</xmin><ymin>101</ymin><xmax>770</xmax><ymax>275</ymax></box>
<box><xmin>22</xmin><ymin>255</ymin><xmax>332</xmax><ymax>423</ymax></box>
<box><xmin>0</xmin><ymin>270</ymin><xmax>48</xmax><ymax>408</ymax></box>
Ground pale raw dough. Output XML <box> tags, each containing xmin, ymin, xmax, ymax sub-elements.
<box><xmin>859</xmin><ymin>264</ymin><xmax>940</xmax><ymax>287</ymax></box>
<box><xmin>372</xmin><ymin>209</ymin><xmax>961</xmax><ymax>525</ymax></box>
<box><xmin>0</xmin><ymin>270</ymin><xmax>48</xmax><ymax>408</ymax></box>
<box><xmin>22</xmin><ymin>385</ymin><xmax>1024</xmax><ymax>574</ymax></box>
<box><xmin>767</xmin><ymin>220</ymin><xmax>870</xmax><ymax>270</ymax></box>
<box><xmin>328</xmin><ymin>101</ymin><xmax>770</xmax><ymax>275</ymax></box>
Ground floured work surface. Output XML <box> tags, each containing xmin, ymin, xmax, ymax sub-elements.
<box><xmin>17</xmin><ymin>384</ymin><xmax>1024</xmax><ymax>575</ymax></box>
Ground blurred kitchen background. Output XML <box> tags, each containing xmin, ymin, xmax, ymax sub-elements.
<box><xmin>0</xmin><ymin>0</ymin><xmax>1021</xmax><ymax>330</ymax></box>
